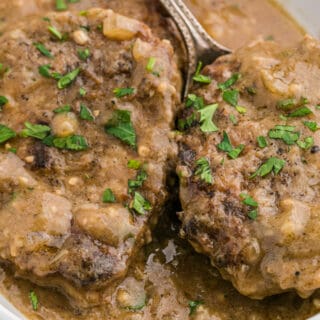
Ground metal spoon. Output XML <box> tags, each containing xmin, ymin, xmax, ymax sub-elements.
<box><xmin>159</xmin><ymin>0</ymin><xmax>231</xmax><ymax>98</ymax></box>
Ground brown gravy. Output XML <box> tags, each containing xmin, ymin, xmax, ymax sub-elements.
<box><xmin>0</xmin><ymin>1</ymin><xmax>318</xmax><ymax>320</ymax></box>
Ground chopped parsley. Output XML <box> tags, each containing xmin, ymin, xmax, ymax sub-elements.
<box><xmin>268</xmin><ymin>125</ymin><xmax>300</xmax><ymax>145</ymax></box>
<box><xmin>131</xmin><ymin>192</ymin><xmax>152</xmax><ymax>215</ymax></box>
<box><xmin>235</xmin><ymin>105</ymin><xmax>246</xmax><ymax>114</ymax></box>
<box><xmin>240</xmin><ymin>193</ymin><xmax>258</xmax><ymax>207</ymax></box>
<box><xmin>57</xmin><ymin>68</ymin><xmax>80</xmax><ymax>89</ymax></box>
<box><xmin>257</xmin><ymin>136</ymin><xmax>268</xmax><ymax>148</ymax></box>
<box><xmin>189</xmin><ymin>301</ymin><xmax>202</xmax><ymax>316</ymax></box>
<box><xmin>297</xmin><ymin>136</ymin><xmax>314</xmax><ymax>150</ymax></box>
<box><xmin>105</xmin><ymin>110</ymin><xmax>137</xmax><ymax>149</ymax></box>
<box><xmin>56</xmin><ymin>0</ymin><xmax>67</xmax><ymax>10</ymax></box>
<box><xmin>80</xmin><ymin>104</ymin><xmax>94</xmax><ymax>121</ymax></box>
<box><xmin>229</xmin><ymin>114</ymin><xmax>238</xmax><ymax>125</ymax></box>
<box><xmin>127</xmin><ymin>159</ymin><xmax>142</xmax><ymax>170</ymax></box>
<box><xmin>303</xmin><ymin>121</ymin><xmax>319</xmax><ymax>132</ymax></box>
<box><xmin>186</xmin><ymin>94</ymin><xmax>204</xmax><ymax>110</ymax></box>
<box><xmin>48</xmin><ymin>25</ymin><xmax>63</xmax><ymax>40</ymax></box>
<box><xmin>146</xmin><ymin>57</ymin><xmax>156</xmax><ymax>72</ymax></box>
<box><xmin>113</xmin><ymin>87</ymin><xmax>135</xmax><ymax>98</ymax></box>
<box><xmin>178</xmin><ymin>113</ymin><xmax>197</xmax><ymax>131</ymax></box>
<box><xmin>0</xmin><ymin>96</ymin><xmax>8</xmax><ymax>110</ymax></box>
<box><xmin>102</xmin><ymin>188</ymin><xmax>116</xmax><ymax>203</ymax></box>
<box><xmin>53</xmin><ymin>105</ymin><xmax>71</xmax><ymax>113</ymax></box>
<box><xmin>79</xmin><ymin>87</ymin><xmax>87</xmax><ymax>97</ymax></box>
<box><xmin>29</xmin><ymin>291</ymin><xmax>38</xmax><ymax>311</ymax></box>
<box><xmin>77</xmin><ymin>48</ymin><xmax>90</xmax><ymax>61</ymax></box>
<box><xmin>222</xmin><ymin>89</ymin><xmax>239</xmax><ymax>107</ymax></box>
<box><xmin>0</xmin><ymin>124</ymin><xmax>16</xmax><ymax>144</ymax></box>
<box><xmin>287</xmin><ymin>106</ymin><xmax>312</xmax><ymax>118</ymax></box>
<box><xmin>217</xmin><ymin>131</ymin><xmax>244</xmax><ymax>159</ymax></box>
<box><xmin>277</xmin><ymin>98</ymin><xmax>295</xmax><ymax>110</ymax></box>
<box><xmin>251</xmin><ymin>157</ymin><xmax>286</xmax><ymax>178</ymax></box>
<box><xmin>198</xmin><ymin>104</ymin><xmax>219</xmax><ymax>133</ymax></box>
<box><xmin>246</xmin><ymin>86</ymin><xmax>257</xmax><ymax>95</ymax></box>
<box><xmin>43</xmin><ymin>134</ymin><xmax>88</xmax><ymax>151</ymax></box>
<box><xmin>20</xmin><ymin>122</ymin><xmax>51</xmax><ymax>140</ymax></box>
<box><xmin>193</xmin><ymin>61</ymin><xmax>212</xmax><ymax>84</ymax></box>
<box><xmin>33</xmin><ymin>42</ymin><xmax>53</xmax><ymax>58</ymax></box>
<box><xmin>248</xmin><ymin>210</ymin><xmax>258</xmax><ymax>220</ymax></box>
<box><xmin>38</xmin><ymin>64</ymin><xmax>52</xmax><ymax>78</ymax></box>
<box><xmin>128</xmin><ymin>168</ymin><xmax>147</xmax><ymax>194</ymax></box>
<box><xmin>195</xmin><ymin>157</ymin><xmax>213</xmax><ymax>184</ymax></box>
<box><xmin>218</xmin><ymin>73</ymin><xmax>241</xmax><ymax>91</ymax></box>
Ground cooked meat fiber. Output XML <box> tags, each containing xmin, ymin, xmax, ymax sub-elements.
<box><xmin>177</xmin><ymin>36</ymin><xmax>320</xmax><ymax>299</ymax></box>
<box><xmin>0</xmin><ymin>9</ymin><xmax>180</xmax><ymax>307</ymax></box>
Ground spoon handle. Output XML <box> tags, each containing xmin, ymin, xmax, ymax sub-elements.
<box><xmin>159</xmin><ymin>0</ymin><xmax>230</xmax><ymax>97</ymax></box>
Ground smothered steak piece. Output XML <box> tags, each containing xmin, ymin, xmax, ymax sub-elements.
<box><xmin>0</xmin><ymin>8</ymin><xmax>180</xmax><ymax>307</ymax></box>
<box><xmin>177</xmin><ymin>36</ymin><xmax>320</xmax><ymax>299</ymax></box>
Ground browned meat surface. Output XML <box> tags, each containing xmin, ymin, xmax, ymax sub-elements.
<box><xmin>177</xmin><ymin>36</ymin><xmax>320</xmax><ymax>299</ymax></box>
<box><xmin>0</xmin><ymin>8</ymin><xmax>180</xmax><ymax>307</ymax></box>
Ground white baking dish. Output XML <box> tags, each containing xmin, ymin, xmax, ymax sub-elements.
<box><xmin>1</xmin><ymin>1</ymin><xmax>320</xmax><ymax>319</ymax></box>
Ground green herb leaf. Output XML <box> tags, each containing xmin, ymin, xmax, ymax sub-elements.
<box><xmin>146</xmin><ymin>57</ymin><xmax>156</xmax><ymax>73</ymax></box>
<box><xmin>0</xmin><ymin>124</ymin><xmax>16</xmax><ymax>144</ymax></box>
<box><xmin>257</xmin><ymin>136</ymin><xmax>268</xmax><ymax>148</ymax></box>
<box><xmin>53</xmin><ymin>105</ymin><xmax>71</xmax><ymax>113</ymax></box>
<box><xmin>217</xmin><ymin>131</ymin><xmax>233</xmax><ymax>153</ymax></box>
<box><xmin>43</xmin><ymin>135</ymin><xmax>88</xmax><ymax>151</ymax></box>
<box><xmin>178</xmin><ymin>113</ymin><xmax>196</xmax><ymax>131</ymax></box>
<box><xmin>223</xmin><ymin>89</ymin><xmax>239</xmax><ymax>107</ymax></box>
<box><xmin>189</xmin><ymin>301</ymin><xmax>202</xmax><ymax>316</ymax></box>
<box><xmin>20</xmin><ymin>122</ymin><xmax>51</xmax><ymax>140</ymax></box>
<box><xmin>288</xmin><ymin>106</ymin><xmax>312</xmax><ymax>118</ymax></box>
<box><xmin>33</xmin><ymin>42</ymin><xmax>53</xmax><ymax>58</ymax></box>
<box><xmin>79</xmin><ymin>87</ymin><xmax>86</xmax><ymax>97</ymax></box>
<box><xmin>193</xmin><ymin>61</ymin><xmax>212</xmax><ymax>84</ymax></box>
<box><xmin>229</xmin><ymin>114</ymin><xmax>238</xmax><ymax>125</ymax></box>
<box><xmin>38</xmin><ymin>64</ymin><xmax>52</xmax><ymax>78</ymax></box>
<box><xmin>240</xmin><ymin>193</ymin><xmax>258</xmax><ymax>207</ymax></box>
<box><xmin>248</xmin><ymin>209</ymin><xmax>258</xmax><ymax>220</ymax></box>
<box><xmin>198</xmin><ymin>104</ymin><xmax>219</xmax><ymax>133</ymax></box>
<box><xmin>102</xmin><ymin>188</ymin><xmax>116</xmax><ymax>203</ymax></box>
<box><xmin>195</xmin><ymin>157</ymin><xmax>213</xmax><ymax>184</ymax></box>
<box><xmin>80</xmin><ymin>104</ymin><xmax>94</xmax><ymax>121</ymax></box>
<box><xmin>277</xmin><ymin>98</ymin><xmax>295</xmax><ymax>110</ymax></box>
<box><xmin>29</xmin><ymin>291</ymin><xmax>38</xmax><ymax>311</ymax></box>
<box><xmin>128</xmin><ymin>169</ymin><xmax>147</xmax><ymax>194</ymax></box>
<box><xmin>56</xmin><ymin>0</ymin><xmax>67</xmax><ymax>10</ymax></box>
<box><xmin>105</xmin><ymin>110</ymin><xmax>137</xmax><ymax>148</ymax></box>
<box><xmin>48</xmin><ymin>25</ymin><xmax>63</xmax><ymax>40</ymax></box>
<box><xmin>246</xmin><ymin>86</ymin><xmax>257</xmax><ymax>95</ymax></box>
<box><xmin>77</xmin><ymin>48</ymin><xmax>90</xmax><ymax>61</ymax></box>
<box><xmin>251</xmin><ymin>157</ymin><xmax>286</xmax><ymax>178</ymax></box>
<box><xmin>297</xmin><ymin>136</ymin><xmax>314</xmax><ymax>150</ymax></box>
<box><xmin>57</xmin><ymin>68</ymin><xmax>80</xmax><ymax>89</ymax></box>
<box><xmin>0</xmin><ymin>96</ymin><xmax>8</xmax><ymax>109</ymax></box>
<box><xmin>235</xmin><ymin>106</ymin><xmax>246</xmax><ymax>114</ymax></box>
<box><xmin>228</xmin><ymin>144</ymin><xmax>244</xmax><ymax>159</ymax></box>
<box><xmin>218</xmin><ymin>73</ymin><xmax>241</xmax><ymax>91</ymax></box>
<box><xmin>127</xmin><ymin>159</ymin><xmax>142</xmax><ymax>170</ymax></box>
<box><xmin>303</xmin><ymin>121</ymin><xmax>319</xmax><ymax>132</ymax></box>
<box><xmin>186</xmin><ymin>94</ymin><xmax>204</xmax><ymax>110</ymax></box>
<box><xmin>113</xmin><ymin>87</ymin><xmax>135</xmax><ymax>98</ymax></box>
<box><xmin>131</xmin><ymin>192</ymin><xmax>152</xmax><ymax>215</ymax></box>
<box><xmin>268</xmin><ymin>125</ymin><xmax>300</xmax><ymax>145</ymax></box>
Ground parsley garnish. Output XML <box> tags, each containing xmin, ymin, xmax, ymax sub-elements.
<box><xmin>113</xmin><ymin>87</ymin><xmax>135</xmax><ymax>98</ymax></box>
<box><xmin>287</xmin><ymin>106</ymin><xmax>312</xmax><ymax>118</ymax></box>
<box><xmin>0</xmin><ymin>124</ymin><xmax>16</xmax><ymax>144</ymax></box>
<box><xmin>77</xmin><ymin>48</ymin><xmax>90</xmax><ymax>61</ymax></box>
<box><xmin>33</xmin><ymin>42</ymin><xmax>53</xmax><ymax>58</ymax></box>
<box><xmin>217</xmin><ymin>131</ymin><xmax>244</xmax><ymax>159</ymax></box>
<box><xmin>38</xmin><ymin>64</ymin><xmax>52</xmax><ymax>78</ymax></box>
<box><xmin>246</xmin><ymin>86</ymin><xmax>257</xmax><ymax>95</ymax></box>
<box><xmin>223</xmin><ymin>89</ymin><xmax>239</xmax><ymax>107</ymax></box>
<box><xmin>80</xmin><ymin>104</ymin><xmax>94</xmax><ymax>121</ymax></box>
<box><xmin>193</xmin><ymin>61</ymin><xmax>212</xmax><ymax>84</ymax></box>
<box><xmin>251</xmin><ymin>157</ymin><xmax>285</xmax><ymax>178</ymax></box>
<box><xmin>303</xmin><ymin>121</ymin><xmax>319</xmax><ymax>132</ymax></box>
<box><xmin>128</xmin><ymin>168</ymin><xmax>147</xmax><ymax>194</ymax></box>
<box><xmin>297</xmin><ymin>136</ymin><xmax>314</xmax><ymax>150</ymax></box>
<box><xmin>20</xmin><ymin>122</ymin><xmax>51</xmax><ymax>140</ymax></box>
<box><xmin>277</xmin><ymin>98</ymin><xmax>295</xmax><ymax>110</ymax></box>
<box><xmin>105</xmin><ymin>110</ymin><xmax>137</xmax><ymax>148</ymax></box>
<box><xmin>29</xmin><ymin>291</ymin><xmax>38</xmax><ymax>311</ymax></box>
<box><xmin>195</xmin><ymin>157</ymin><xmax>213</xmax><ymax>184</ymax></box>
<box><xmin>131</xmin><ymin>192</ymin><xmax>152</xmax><ymax>215</ymax></box>
<box><xmin>218</xmin><ymin>73</ymin><xmax>241</xmax><ymax>91</ymax></box>
<box><xmin>57</xmin><ymin>68</ymin><xmax>80</xmax><ymax>89</ymax></box>
<box><xmin>127</xmin><ymin>159</ymin><xmax>142</xmax><ymax>170</ymax></box>
<box><xmin>248</xmin><ymin>210</ymin><xmax>258</xmax><ymax>220</ymax></box>
<box><xmin>229</xmin><ymin>114</ymin><xmax>238</xmax><ymax>125</ymax></box>
<box><xmin>43</xmin><ymin>135</ymin><xmax>88</xmax><ymax>151</ymax></box>
<box><xmin>178</xmin><ymin>113</ymin><xmax>196</xmax><ymax>131</ymax></box>
<box><xmin>235</xmin><ymin>105</ymin><xmax>246</xmax><ymax>114</ymax></box>
<box><xmin>186</xmin><ymin>94</ymin><xmax>204</xmax><ymax>110</ymax></box>
<box><xmin>268</xmin><ymin>125</ymin><xmax>300</xmax><ymax>145</ymax></box>
<box><xmin>53</xmin><ymin>105</ymin><xmax>71</xmax><ymax>113</ymax></box>
<box><xmin>257</xmin><ymin>136</ymin><xmax>268</xmax><ymax>148</ymax></box>
<box><xmin>79</xmin><ymin>87</ymin><xmax>86</xmax><ymax>97</ymax></box>
<box><xmin>0</xmin><ymin>96</ymin><xmax>8</xmax><ymax>110</ymax></box>
<box><xmin>189</xmin><ymin>301</ymin><xmax>202</xmax><ymax>315</ymax></box>
<box><xmin>198</xmin><ymin>104</ymin><xmax>219</xmax><ymax>133</ymax></box>
<box><xmin>146</xmin><ymin>57</ymin><xmax>156</xmax><ymax>72</ymax></box>
<box><xmin>240</xmin><ymin>193</ymin><xmax>258</xmax><ymax>207</ymax></box>
<box><xmin>56</xmin><ymin>0</ymin><xmax>67</xmax><ymax>10</ymax></box>
<box><xmin>48</xmin><ymin>25</ymin><xmax>63</xmax><ymax>40</ymax></box>
<box><xmin>102</xmin><ymin>188</ymin><xmax>116</xmax><ymax>203</ymax></box>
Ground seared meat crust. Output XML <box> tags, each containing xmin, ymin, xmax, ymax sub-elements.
<box><xmin>177</xmin><ymin>37</ymin><xmax>320</xmax><ymax>299</ymax></box>
<box><xmin>0</xmin><ymin>8</ymin><xmax>180</xmax><ymax>307</ymax></box>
